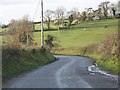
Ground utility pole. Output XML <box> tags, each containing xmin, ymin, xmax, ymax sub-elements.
<box><xmin>57</xmin><ymin>15</ymin><xmax>60</xmax><ymax>49</ymax></box>
<box><xmin>58</xmin><ymin>15</ymin><xmax>60</xmax><ymax>42</ymax></box>
<box><xmin>0</xmin><ymin>17</ymin><xmax>2</xmax><ymax>90</ymax></box>
<box><xmin>41</xmin><ymin>0</ymin><xmax>44</xmax><ymax>47</ymax></box>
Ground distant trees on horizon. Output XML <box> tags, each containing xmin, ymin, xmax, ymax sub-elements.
<box><xmin>3</xmin><ymin>1</ymin><xmax>118</xmax><ymax>29</ymax></box>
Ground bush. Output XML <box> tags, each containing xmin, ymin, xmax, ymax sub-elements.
<box><xmin>2</xmin><ymin>44</ymin><xmax>21</xmax><ymax>58</ymax></box>
<box><xmin>80</xmin><ymin>32</ymin><xmax>119</xmax><ymax>60</ymax></box>
<box><xmin>9</xmin><ymin>16</ymin><xmax>34</xmax><ymax>46</ymax></box>
<box><xmin>45</xmin><ymin>35</ymin><xmax>56</xmax><ymax>51</ymax></box>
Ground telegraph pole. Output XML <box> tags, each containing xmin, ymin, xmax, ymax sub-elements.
<box><xmin>58</xmin><ymin>15</ymin><xmax>60</xmax><ymax>44</ymax></box>
<box><xmin>0</xmin><ymin>17</ymin><xmax>2</xmax><ymax>90</ymax></box>
<box><xmin>41</xmin><ymin>0</ymin><xmax>44</xmax><ymax>47</ymax></box>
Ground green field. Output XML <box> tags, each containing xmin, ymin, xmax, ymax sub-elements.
<box><xmin>35</xmin><ymin>22</ymin><xmax>63</xmax><ymax>30</ymax></box>
<box><xmin>0</xmin><ymin>36</ymin><xmax>2</xmax><ymax>44</ymax></box>
<box><xmin>0</xmin><ymin>28</ymin><xmax>2</xmax><ymax>32</ymax></box>
<box><xmin>0</xmin><ymin>27</ymin><xmax>1</xmax><ymax>40</ymax></box>
<box><xmin>34</xmin><ymin>19</ymin><xmax>118</xmax><ymax>48</ymax></box>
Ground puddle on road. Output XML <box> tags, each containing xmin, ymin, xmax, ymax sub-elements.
<box><xmin>88</xmin><ymin>64</ymin><xmax>118</xmax><ymax>83</ymax></box>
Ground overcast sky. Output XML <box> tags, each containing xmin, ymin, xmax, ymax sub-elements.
<box><xmin>0</xmin><ymin>0</ymin><xmax>117</xmax><ymax>24</ymax></box>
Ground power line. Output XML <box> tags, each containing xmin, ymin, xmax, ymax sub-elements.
<box><xmin>32</xmin><ymin>0</ymin><xmax>40</xmax><ymax>21</ymax></box>
<box><xmin>32</xmin><ymin>0</ymin><xmax>44</xmax><ymax>47</ymax></box>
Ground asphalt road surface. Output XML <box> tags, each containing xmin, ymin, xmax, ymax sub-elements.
<box><xmin>3</xmin><ymin>55</ymin><xmax>118</xmax><ymax>88</ymax></box>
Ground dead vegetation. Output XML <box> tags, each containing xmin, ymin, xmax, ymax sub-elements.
<box><xmin>81</xmin><ymin>32</ymin><xmax>119</xmax><ymax>60</ymax></box>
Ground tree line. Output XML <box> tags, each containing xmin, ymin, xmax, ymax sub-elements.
<box><xmin>2</xmin><ymin>1</ymin><xmax>118</xmax><ymax>30</ymax></box>
<box><xmin>43</xmin><ymin>1</ymin><xmax>117</xmax><ymax>30</ymax></box>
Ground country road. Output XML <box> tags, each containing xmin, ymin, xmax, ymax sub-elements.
<box><xmin>3</xmin><ymin>55</ymin><xmax>118</xmax><ymax>88</ymax></box>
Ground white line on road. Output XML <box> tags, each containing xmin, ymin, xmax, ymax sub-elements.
<box><xmin>56</xmin><ymin>57</ymin><xmax>92</xmax><ymax>88</ymax></box>
<box><xmin>56</xmin><ymin>58</ymin><xmax>75</xmax><ymax>88</ymax></box>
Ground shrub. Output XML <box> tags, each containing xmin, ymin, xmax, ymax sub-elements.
<box><xmin>45</xmin><ymin>35</ymin><xmax>55</xmax><ymax>51</ymax></box>
<box><xmin>9</xmin><ymin>16</ymin><xmax>34</xmax><ymax>46</ymax></box>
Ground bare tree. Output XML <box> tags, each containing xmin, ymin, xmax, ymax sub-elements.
<box><xmin>54</xmin><ymin>6</ymin><xmax>66</xmax><ymax>26</ymax></box>
<box><xmin>109</xmin><ymin>3</ymin><xmax>116</xmax><ymax>17</ymax></box>
<box><xmin>99</xmin><ymin>1</ymin><xmax>110</xmax><ymax>19</ymax></box>
<box><xmin>9</xmin><ymin>16</ymin><xmax>33</xmax><ymax>46</ymax></box>
<box><xmin>59</xmin><ymin>6</ymin><xmax>66</xmax><ymax>25</ymax></box>
<box><xmin>81</xmin><ymin>11</ymin><xmax>87</xmax><ymax>22</ymax></box>
<box><xmin>44</xmin><ymin>10</ymin><xmax>53</xmax><ymax>30</ymax></box>
<box><xmin>93</xmin><ymin>8</ymin><xmax>102</xmax><ymax>20</ymax></box>
<box><xmin>68</xmin><ymin>14</ymin><xmax>74</xmax><ymax>26</ymax></box>
<box><xmin>54</xmin><ymin>9</ymin><xmax>60</xmax><ymax>30</ymax></box>
<box><xmin>9</xmin><ymin>19</ymin><xmax>17</xmax><ymax>32</ymax></box>
<box><xmin>85</xmin><ymin>7</ymin><xmax>94</xmax><ymax>21</ymax></box>
<box><xmin>68</xmin><ymin>7</ymin><xmax>79</xmax><ymax>20</ymax></box>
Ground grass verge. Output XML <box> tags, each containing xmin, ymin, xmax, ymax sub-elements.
<box><xmin>85</xmin><ymin>54</ymin><xmax>119</xmax><ymax>74</ymax></box>
<box><xmin>2</xmin><ymin>47</ymin><xmax>56</xmax><ymax>83</ymax></box>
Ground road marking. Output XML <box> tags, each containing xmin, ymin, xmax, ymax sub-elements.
<box><xmin>56</xmin><ymin>58</ymin><xmax>75</xmax><ymax>88</ymax></box>
<box><xmin>56</xmin><ymin>57</ymin><xmax>92</xmax><ymax>88</ymax></box>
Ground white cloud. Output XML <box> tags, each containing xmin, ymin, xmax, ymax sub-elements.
<box><xmin>0</xmin><ymin>0</ymin><xmax>37</xmax><ymax>5</ymax></box>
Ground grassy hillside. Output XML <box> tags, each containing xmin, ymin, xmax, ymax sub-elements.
<box><xmin>35</xmin><ymin>23</ymin><xmax>58</xmax><ymax>30</ymax></box>
<box><xmin>0</xmin><ymin>36</ymin><xmax>2</xmax><ymax>44</ymax></box>
<box><xmin>34</xmin><ymin>19</ymin><xmax>118</xmax><ymax>48</ymax></box>
<box><xmin>0</xmin><ymin>28</ymin><xmax>2</xmax><ymax>32</ymax></box>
